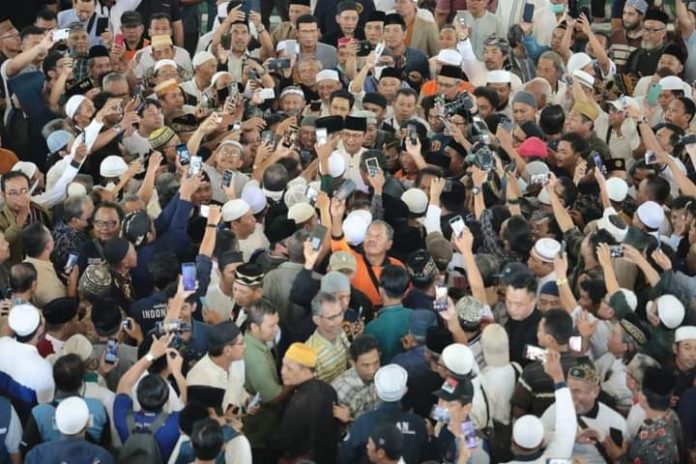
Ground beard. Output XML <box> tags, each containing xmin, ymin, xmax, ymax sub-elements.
<box><xmin>624</xmin><ymin>20</ymin><xmax>640</xmax><ymax>32</ymax></box>
<box><xmin>641</xmin><ymin>40</ymin><xmax>657</xmax><ymax>50</ymax></box>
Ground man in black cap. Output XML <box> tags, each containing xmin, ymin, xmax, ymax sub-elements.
<box><xmin>254</xmin><ymin>217</ymin><xmax>297</xmax><ymax>273</ymax></box>
<box><xmin>270</xmin><ymin>0</ymin><xmax>310</xmax><ymax>44</ymax></box>
<box><xmin>363</xmin><ymin>10</ymin><xmax>385</xmax><ymax>47</ymax></box>
<box><xmin>624</xmin><ymin>368</ymin><xmax>682</xmax><ymax>463</ymax></box>
<box><xmin>86</xmin><ymin>45</ymin><xmax>112</xmax><ymax>84</ymax></box>
<box><xmin>321</xmin><ymin>1</ymin><xmax>365</xmax><ymax>47</ymax></box>
<box><xmin>381</xmin><ymin>13</ymin><xmax>429</xmax><ymax>91</ymax></box>
<box><xmin>366</xmin><ymin>423</ymin><xmax>405</xmax><ymax>464</ymax></box>
<box><xmin>362</xmin><ymin>92</ymin><xmax>388</xmax><ymax>127</ymax></box>
<box><xmin>35</xmin><ymin>297</ymin><xmax>78</xmax><ymax>357</ymax></box>
<box><xmin>338</xmin><ymin>115</ymin><xmax>370</xmax><ymax>191</ymax></box>
<box><xmin>119</xmin><ymin>11</ymin><xmax>147</xmax><ymax>61</ymax></box>
<box><xmin>314</xmin><ymin>0</ymin><xmax>376</xmax><ymax>38</ymax></box>
<box><xmin>231</xmin><ymin>263</ymin><xmax>265</xmax><ymax>327</ymax></box>
<box><xmin>623</xmin><ymin>9</ymin><xmax>670</xmax><ymax>79</ymax></box>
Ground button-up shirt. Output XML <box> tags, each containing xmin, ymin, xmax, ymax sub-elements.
<box><xmin>186</xmin><ymin>354</ymin><xmax>246</xmax><ymax>410</ymax></box>
<box><xmin>305</xmin><ymin>330</ymin><xmax>349</xmax><ymax>383</ymax></box>
<box><xmin>51</xmin><ymin>222</ymin><xmax>88</xmax><ymax>276</ymax></box>
<box><xmin>331</xmin><ymin>367</ymin><xmax>380</xmax><ymax>418</ymax></box>
<box><xmin>24</xmin><ymin>257</ymin><xmax>66</xmax><ymax>309</ymax></box>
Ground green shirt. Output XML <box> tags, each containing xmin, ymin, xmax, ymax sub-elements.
<box><xmin>242</xmin><ymin>332</ymin><xmax>282</xmax><ymax>448</ymax></box>
<box><xmin>365</xmin><ymin>305</ymin><xmax>413</xmax><ymax>363</ymax></box>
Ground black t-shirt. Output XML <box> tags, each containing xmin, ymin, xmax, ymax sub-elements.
<box><xmin>136</xmin><ymin>0</ymin><xmax>182</xmax><ymax>28</ymax></box>
<box><xmin>1</xmin><ymin>0</ymin><xmax>56</xmax><ymax>30</ymax></box>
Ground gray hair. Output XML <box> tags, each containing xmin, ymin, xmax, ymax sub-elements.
<box><xmin>524</xmin><ymin>77</ymin><xmax>553</xmax><ymax>105</ymax></box>
<box><xmin>626</xmin><ymin>354</ymin><xmax>660</xmax><ymax>389</ymax></box>
<box><xmin>288</xmin><ymin>229</ymin><xmax>311</xmax><ymax>263</ymax></box>
<box><xmin>311</xmin><ymin>291</ymin><xmax>339</xmax><ymax>317</ymax></box>
<box><xmin>63</xmin><ymin>195</ymin><xmax>92</xmax><ymax>223</ymax></box>
<box><xmin>539</xmin><ymin>50</ymin><xmax>565</xmax><ymax>74</ymax></box>
<box><xmin>367</xmin><ymin>220</ymin><xmax>394</xmax><ymax>241</ymax></box>
<box><xmin>102</xmin><ymin>72</ymin><xmax>128</xmax><ymax>89</ymax></box>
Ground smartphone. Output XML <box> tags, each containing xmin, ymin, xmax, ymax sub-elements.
<box><xmin>365</xmin><ymin>157</ymin><xmax>379</xmax><ymax>177</ymax></box>
<box><xmin>222</xmin><ymin>169</ymin><xmax>234</xmax><ymax>188</ymax></box>
<box><xmin>444</xmin><ymin>179</ymin><xmax>453</xmax><ymax>192</ymax></box>
<box><xmin>64</xmin><ymin>252</ymin><xmax>79</xmax><ymax>274</ymax></box>
<box><xmin>227</xmin><ymin>121</ymin><xmax>241</xmax><ymax>133</ymax></box>
<box><xmin>357</xmin><ymin>40</ymin><xmax>373</xmax><ymax>57</ymax></box>
<box><xmin>316</xmin><ymin>127</ymin><xmax>328</xmax><ymax>146</ymax></box>
<box><xmin>104</xmin><ymin>339</ymin><xmax>119</xmax><ymax>364</ymax></box>
<box><xmin>121</xmin><ymin>319</ymin><xmax>131</xmax><ymax>330</ymax></box>
<box><xmin>569</xmin><ymin>336</ymin><xmax>582</xmax><ymax>351</ymax></box>
<box><xmin>646</xmin><ymin>83</ymin><xmax>662</xmax><ymax>106</ymax></box>
<box><xmin>334</xmin><ymin>179</ymin><xmax>356</xmax><ymax>201</ymax></box>
<box><xmin>309</xmin><ymin>100</ymin><xmax>322</xmax><ymax>112</ymax></box>
<box><xmin>115</xmin><ymin>33</ymin><xmax>125</xmax><ymax>47</ymax></box>
<box><xmin>200</xmin><ymin>205</ymin><xmax>210</xmax><ymax>218</ymax></box>
<box><xmin>267</xmin><ymin>58</ymin><xmax>291</xmax><ymax>72</ymax></box>
<box><xmin>609</xmin><ymin>427</ymin><xmax>623</xmax><ymax>446</ymax></box>
<box><xmin>53</xmin><ymin>28</ymin><xmax>70</xmax><ymax>42</ymax></box>
<box><xmin>248</xmin><ymin>392</ymin><xmax>262</xmax><ymax>409</ymax></box>
<box><xmin>262</xmin><ymin>130</ymin><xmax>274</xmax><ymax>144</ymax></box>
<box><xmin>306</xmin><ymin>185</ymin><xmax>318</xmax><ymax>204</ymax></box>
<box><xmin>525</xmin><ymin>344</ymin><xmax>547</xmax><ymax>362</ymax></box>
<box><xmin>258</xmin><ymin>88</ymin><xmax>275</xmax><ymax>100</ymax></box>
<box><xmin>460</xmin><ymin>420</ymin><xmax>478</xmax><ymax>449</ymax></box>
<box><xmin>188</xmin><ymin>156</ymin><xmax>203</xmax><ymax>176</ymax></box>
<box><xmin>374</xmin><ymin>41</ymin><xmax>385</xmax><ymax>59</ymax></box>
<box><xmin>285</xmin><ymin>39</ymin><xmax>297</xmax><ymax>59</ymax></box>
<box><xmin>182</xmin><ymin>262</ymin><xmax>196</xmax><ymax>291</ymax></box>
<box><xmin>176</xmin><ymin>143</ymin><xmax>191</xmax><ymax>165</ymax></box>
<box><xmin>454</xmin><ymin>10</ymin><xmax>468</xmax><ymax>28</ymax></box>
<box><xmin>500</xmin><ymin>117</ymin><xmax>514</xmax><ymax>133</ymax></box>
<box><xmin>282</xmin><ymin>126</ymin><xmax>299</xmax><ymax>148</ymax></box>
<box><xmin>531</xmin><ymin>173</ymin><xmax>549</xmax><ymax>185</ymax></box>
<box><xmin>407</xmin><ymin>124</ymin><xmax>418</xmax><ymax>145</ymax></box>
<box><xmin>434</xmin><ymin>285</ymin><xmax>448</xmax><ymax>312</ymax></box>
<box><xmin>96</xmin><ymin>17</ymin><xmax>109</xmax><ymax>35</ymax></box>
<box><xmin>645</xmin><ymin>150</ymin><xmax>658</xmax><ymax>164</ymax></box>
<box><xmin>430</xmin><ymin>405</ymin><xmax>450</xmax><ymax>423</ymax></box>
<box><xmin>609</xmin><ymin>245</ymin><xmax>624</xmax><ymax>258</ymax></box>
<box><xmin>522</xmin><ymin>3</ymin><xmax>535</xmax><ymax>22</ymax></box>
<box><xmin>310</xmin><ymin>224</ymin><xmax>327</xmax><ymax>251</ymax></box>
<box><xmin>591</xmin><ymin>152</ymin><xmax>606</xmax><ymax>175</ymax></box>
<box><xmin>568</xmin><ymin>0</ymin><xmax>579</xmax><ymax>18</ymax></box>
<box><xmin>449</xmin><ymin>215</ymin><xmax>466</xmax><ymax>238</ymax></box>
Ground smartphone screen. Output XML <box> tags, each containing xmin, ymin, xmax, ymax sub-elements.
<box><xmin>525</xmin><ymin>344</ymin><xmax>547</xmax><ymax>362</ymax></box>
<box><xmin>182</xmin><ymin>262</ymin><xmax>196</xmax><ymax>291</ymax></box>
<box><xmin>609</xmin><ymin>245</ymin><xmax>624</xmax><ymax>258</ymax></box>
<box><xmin>316</xmin><ymin>128</ymin><xmax>328</xmax><ymax>146</ymax></box>
<box><xmin>569</xmin><ymin>336</ymin><xmax>582</xmax><ymax>351</ymax></box>
<box><xmin>433</xmin><ymin>285</ymin><xmax>448</xmax><ymax>312</ymax></box>
<box><xmin>248</xmin><ymin>392</ymin><xmax>262</xmax><ymax>409</ymax></box>
<box><xmin>591</xmin><ymin>152</ymin><xmax>606</xmax><ymax>175</ymax></box>
<box><xmin>64</xmin><ymin>252</ymin><xmax>79</xmax><ymax>274</ymax></box>
<box><xmin>310</xmin><ymin>224</ymin><xmax>327</xmax><ymax>251</ymax></box>
<box><xmin>449</xmin><ymin>215</ymin><xmax>466</xmax><ymax>237</ymax></box>
<box><xmin>176</xmin><ymin>143</ymin><xmax>191</xmax><ymax>165</ymax></box>
<box><xmin>365</xmin><ymin>157</ymin><xmax>379</xmax><ymax>177</ymax></box>
<box><xmin>285</xmin><ymin>39</ymin><xmax>297</xmax><ymax>59</ymax></box>
<box><xmin>306</xmin><ymin>186</ymin><xmax>318</xmax><ymax>203</ymax></box>
<box><xmin>200</xmin><ymin>205</ymin><xmax>210</xmax><ymax>218</ymax></box>
<box><xmin>188</xmin><ymin>156</ymin><xmax>202</xmax><ymax>176</ymax></box>
<box><xmin>222</xmin><ymin>169</ymin><xmax>234</xmax><ymax>188</ymax></box>
<box><xmin>407</xmin><ymin>124</ymin><xmax>418</xmax><ymax>145</ymax></box>
<box><xmin>460</xmin><ymin>420</ymin><xmax>478</xmax><ymax>449</ymax></box>
<box><xmin>104</xmin><ymin>339</ymin><xmax>119</xmax><ymax>364</ymax></box>
<box><xmin>335</xmin><ymin>179</ymin><xmax>356</xmax><ymax>201</ymax></box>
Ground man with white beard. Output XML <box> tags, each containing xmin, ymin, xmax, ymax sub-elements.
<box><xmin>623</xmin><ymin>9</ymin><xmax>670</xmax><ymax>81</ymax></box>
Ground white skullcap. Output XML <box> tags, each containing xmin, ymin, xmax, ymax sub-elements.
<box><xmin>636</xmin><ymin>201</ymin><xmax>664</xmax><ymax>230</ymax></box>
<box><xmin>222</xmin><ymin>199</ymin><xmax>251</xmax><ymax>222</ymax></box>
<box><xmin>486</xmin><ymin>70</ymin><xmax>511</xmax><ymax>84</ymax></box>
<box><xmin>525</xmin><ymin>160</ymin><xmax>550</xmax><ymax>177</ymax></box>
<box><xmin>441</xmin><ymin>343</ymin><xmax>478</xmax><ymax>376</ymax></box>
<box><xmin>55</xmin><ymin>397</ymin><xmax>90</xmax><ymax>435</ymax></box>
<box><xmin>210</xmin><ymin>71</ymin><xmax>232</xmax><ymax>87</ymax></box>
<box><xmin>513</xmin><ymin>415</ymin><xmax>545</xmax><ymax>449</ymax></box>
<box><xmin>567</xmin><ymin>52</ymin><xmax>592</xmax><ymax>74</ymax></box>
<box><xmin>65</xmin><ymin>95</ymin><xmax>87</xmax><ymax>119</ymax></box>
<box><xmin>316</xmin><ymin>70</ymin><xmax>340</xmax><ymax>82</ymax></box>
<box><xmin>8</xmin><ymin>304</ymin><xmax>41</xmax><ymax>337</ymax></box>
<box><xmin>676</xmin><ymin>326</ymin><xmax>696</xmax><ymax>342</ymax></box>
<box><xmin>597</xmin><ymin>208</ymin><xmax>628</xmax><ymax>243</ymax></box>
<box><xmin>284</xmin><ymin>184</ymin><xmax>308</xmax><ymax>210</ymax></box>
<box><xmin>654</xmin><ymin>294</ymin><xmax>685</xmax><ymax>329</ymax></box>
<box><xmin>619</xmin><ymin>288</ymin><xmax>638</xmax><ymax>312</ymax></box>
<box><xmin>11</xmin><ymin>161</ymin><xmax>37</xmax><ymax>179</ymax></box>
<box><xmin>280</xmin><ymin>87</ymin><xmax>305</xmax><ymax>99</ymax></box>
<box><xmin>154</xmin><ymin>59</ymin><xmax>178</xmax><ymax>72</ymax></box>
<box><xmin>374</xmin><ymin>364</ymin><xmax>408</xmax><ymax>402</ymax></box>
<box><xmin>659</xmin><ymin>75</ymin><xmax>687</xmax><ymax>91</ymax></box>
<box><xmin>192</xmin><ymin>51</ymin><xmax>216</xmax><ymax>68</ymax></box>
<box><xmin>606</xmin><ymin>178</ymin><xmax>628</xmax><ymax>202</ymax></box>
<box><xmin>99</xmin><ymin>156</ymin><xmax>129</xmax><ymax>178</ymax></box>
<box><xmin>343</xmin><ymin>210</ymin><xmax>372</xmax><ymax>246</ymax></box>
<box><xmin>533</xmin><ymin>238</ymin><xmax>561</xmax><ymax>263</ymax></box>
<box><xmin>321</xmin><ymin>151</ymin><xmax>346</xmax><ymax>177</ymax></box>
<box><xmin>67</xmin><ymin>182</ymin><xmax>87</xmax><ymax>198</ymax></box>
<box><xmin>401</xmin><ymin>188</ymin><xmax>428</xmax><ymax>216</ymax></box>
<box><xmin>609</xmin><ymin>96</ymin><xmax>640</xmax><ymax>112</ymax></box>
<box><xmin>572</xmin><ymin>69</ymin><xmax>595</xmax><ymax>88</ymax></box>
<box><xmin>288</xmin><ymin>202</ymin><xmax>315</xmax><ymax>223</ymax></box>
<box><xmin>276</xmin><ymin>40</ymin><xmax>300</xmax><ymax>54</ymax></box>
<box><xmin>436</xmin><ymin>48</ymin><xmax>462</xmax><ymax>66</ymax></box>
<box><xmin>241</xmin><ymin>184</ymin><xmax>267</xmax><ymax>215</ymax></box>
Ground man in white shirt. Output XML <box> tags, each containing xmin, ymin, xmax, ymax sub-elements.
<box><xmin>134</xmin><ymin>15</ymin><xmax>193</xmax><ymax>79</ymax></box>
<box><xmin>527</xmin><ymin>238</ymin><xmax>560</xmax><ymax>298</ymax></box>
<box><xmin>180</xmin><ymin>51</ymin><xmax>217</xmax><ymax>103</ymax></box>
<box><xmin>221</xmin><ymin>199</ymin><xmax>270</xmax><ymax>262</ymax></box>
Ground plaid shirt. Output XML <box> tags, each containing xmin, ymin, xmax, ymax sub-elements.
<box><xmin>330</xmin><ymin>367</ymin><xmax>380</xmax><ymax>419</ymax></box>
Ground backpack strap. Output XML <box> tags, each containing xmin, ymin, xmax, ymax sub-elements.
<box><xmin>128</xmin><ymin>411</ymin><xmax>169</xmax><ymax>434</ymax></box>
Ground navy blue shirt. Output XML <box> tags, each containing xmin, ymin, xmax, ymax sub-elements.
<box><xmin>25</xmin><ymin>436</ymin><xmax>113</xmax><ymax>464</ymax></box>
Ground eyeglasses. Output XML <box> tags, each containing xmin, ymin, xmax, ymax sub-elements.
<box><xmin>643</xmin><ymin>27</ymin><xmax>665</xmax><ymax>33</ymax></box>
<box><xmin>436</xmin><ymin>81</ymin><xmax>458</xmax><ymax>89</ymax></box>
<box><xmin>93</xmin><ymin>220</ymin><xmax>118</xmax><ymax>229</ymax></box>
<box><xmin>5</xmin><ymin>189</ymin><xmax>28</xmax><ymax>197</ymax></box>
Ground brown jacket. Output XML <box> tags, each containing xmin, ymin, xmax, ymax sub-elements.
<box><xmin>0</xmin><ymin>203</ymin><xmax>52</xmax><ymax>266</ymax></box>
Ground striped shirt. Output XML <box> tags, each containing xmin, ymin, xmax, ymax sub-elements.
<box><xmin>305</xmin><ymin>331</ymin><xmax>349</xmax><ymax>383</ymax></box>
<box><xmin>609</xmin><ymin>29</ymin><xmax>643</xmax><ymax>72</ymax></box>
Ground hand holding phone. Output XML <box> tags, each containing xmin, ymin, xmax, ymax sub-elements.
<box><xmin>433</xmin><ymin>285</ymin><xmax>448</xmax><ymax>312</ymax></box>
<box><xmin>181</xmin><ymin>263</ymin><xmax>197</xmax><ymax>291</ymax></box>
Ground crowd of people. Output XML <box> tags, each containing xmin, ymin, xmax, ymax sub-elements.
<box><xmin>0</xmin><ymin>0</ymin><xmax>695</xmax><ymax>462</ymax></box>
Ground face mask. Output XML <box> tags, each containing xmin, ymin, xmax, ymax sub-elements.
<box><xmin>550</xmin><ymin>3</ymin><xmax>565</xmax><ymax>14</ymax></box>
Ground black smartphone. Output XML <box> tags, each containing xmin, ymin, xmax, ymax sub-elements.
<box><xmin>568</xmin><ymin>0</ymin><xmax>579</xmax><ymax>18</ymax></box>
<box><xmin>176</xmin><ymin>143</ymin><xmax>191</xmax><ymax>165</ymax></box>
<box><xmin>267</xmin><ymin>58</ymin><xmax>291</xmax><ymax>72</ymax></box>
<box><xmin>222</xmin><ymin>169</ymin><xmax>234</xmax><ymax>188</ymax></box>
<box><xmin>96</xmin><ymin>17</ymin><xmax>109</xmax><ymax>35</ymax></box>
<box><xmin>522</xmin><ymin>3</ymin><xmax>535</xmax><ymax>22</ymax></box>
<box><xmin>609</xmin><ymin>427</ymin><xmax>623</xmax><ymax>447</ymax></box>
<box><xmin>310</xmin><ymin>224</ymin><xmax>327</xmax><ymax>251</ymax></box>
<box><xmin>335</xmin><ymin>179</ymin><xmax>357</xmax><ymax>201</ymax></box>
<box><xmin>357</xmin><ymin>40</ymin><xmax>373</xmax><ymax>57</ymax></box>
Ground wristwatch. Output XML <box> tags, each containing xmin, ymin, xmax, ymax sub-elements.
<box><xmin>112</xmin><ymin>124</ymin><xmax>123</xmax><ymax>134</ymax></box>
<box><xmin>145</xmin><ymin>352</ymin><xmax>156</xmax><ymax>363</ymax></box>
